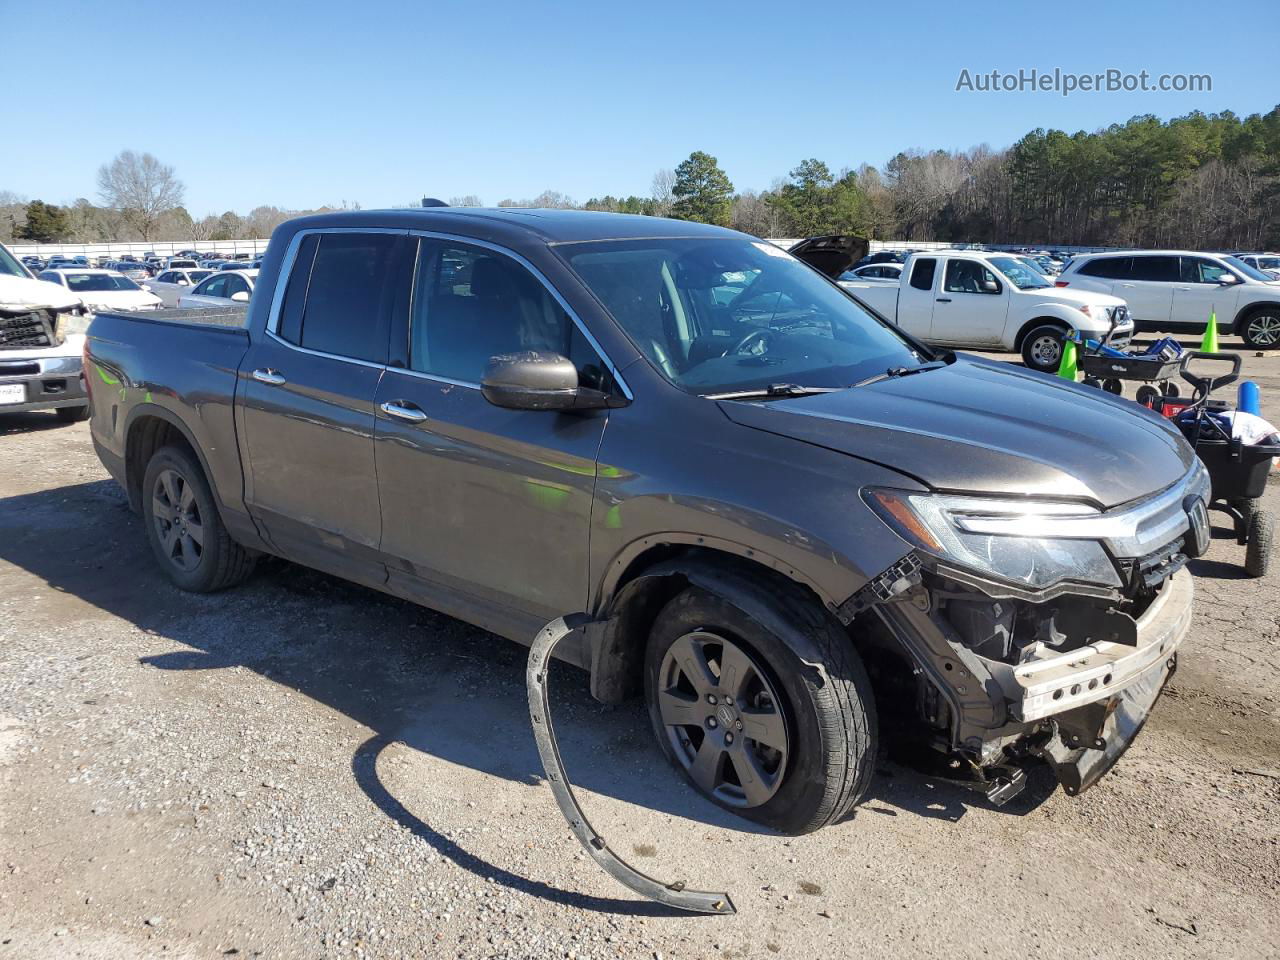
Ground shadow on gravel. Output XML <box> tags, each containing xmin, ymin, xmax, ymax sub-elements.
<box><xmin>0</xmin><ymin>411</ymin><xmax>78</xmax><ymax>435</ymax></box>
<box><xmin>0</xmin><ymin>478</ymin><xmax>1047</xmax><ymax>912</ymax></box>
<box><xmin>0</xmin><ymin>479</ymin><xmax>745</xmax><ymax>916</ymax></box>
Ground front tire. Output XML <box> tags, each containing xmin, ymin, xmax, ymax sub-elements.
<box><xmin>1021</xmin><ymin>323</ymin><xmax>1068</xmax><ymax>373</ymax></box>
<box><xmin>644</xmin><ymin>585</ymin><xmax>877</xmax><ymax>834</ymax></box>
<box><xmin>142</xmin><ymin>445</ymin><xmax>255</xmax><ymax>592</ymax></box>
<box><xmin>1240</xmin><ymin>308</ymin><xmax>1280</xmax><ymax>350</ymax></box>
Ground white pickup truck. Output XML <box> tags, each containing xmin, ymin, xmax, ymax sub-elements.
<box><xmin>840</xmin><ymin>250</ymin><xmax>1133</xmax><ymax>372</ymax></box>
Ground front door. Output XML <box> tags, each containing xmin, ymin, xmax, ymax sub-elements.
<box><xmin>1172</xmin><ymin>256</ymin><xmax>1238</xmax><ymax>331</ymax></box>
<box><xmin>930</xmin><ymin>258</ymin><xmax>1008</xmax><ymax>346</ymax></box>
<box><xmin>1113</xmin><ymin>254</ymin><xmax>1177</xmax><ymax>327</ymax></box>
<box><xmin>373</xmin><ymin>238</ymin><xmax>619</xmax><ymax>638</ymax></box>
<box><xmin>238</xmin><ymin>229</ymin><xmax>413</xmax><ymax>585</ymax></box>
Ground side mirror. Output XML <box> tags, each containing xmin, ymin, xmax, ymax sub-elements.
<box><xmin>481</xmin><ymin>351</ymin><xmax>623</xmax><ymax>411</ymax></box>
<box><xmin>1217</xmin><ymin>274</ymin><xmax>1239</xmax><ymax>285</ymax></box>
<box><xmin>981</xmin><ymin>279</ymin><xmax>1001</xmax><ymax>293</ymax></box>
<box><xmin>177</xmin><ymin>279</ymin><xmax>189</xmax><ymax>286</ymax></box>
<box><xmin>230</xmin><ymin>290</ymin><xmax>250</xmax><ymax>303</ymax></box>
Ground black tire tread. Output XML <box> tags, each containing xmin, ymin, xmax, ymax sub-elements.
<box><xmin>1245</xmin><ymin>508</ymin><xmax>1273</xmax><ymax>578</ymax></box>
<box><xmin>144</xmin><ymin>446</ymin><xmax>255</xmax><ymax>592</ymax></box>
<box><xmin>653</xmin><ymin>575</ymin><xmax>877</xmax><ymax>834</ymax></box>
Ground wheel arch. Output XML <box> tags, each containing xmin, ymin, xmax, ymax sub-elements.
<box><xmin>587</xmin><ymin>543</ymin><xmax>847</xmax><ymax>704</ymax></box>
<box><xmin>1233</xmin><ymin>300</ymin><xmax>1280</xmax><ymax>334</ymax></box>
<box><xmin>123</xmin><ymin>404</ymin><xmax>221</xmax><ymax>515</ymax></box>
<box><xmin>1013</xmin><ymin>315</ymin><xmax>1072</xmax><ymax>351</ymax></box>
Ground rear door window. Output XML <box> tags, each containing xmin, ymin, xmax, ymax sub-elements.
<box><xmin>909</xmin><ymin>258</ymin><xmax>936</xmax><ymax>291</ymax></box>
<box><xmin>288</xmin><ymin>232</ymin><xmax>411</xmax><ymax>364</ymax></box>
<box><xmin>1130</xmin><ymin>256</ymin><xmax>1179</xmax><ymax>282</ymax></box>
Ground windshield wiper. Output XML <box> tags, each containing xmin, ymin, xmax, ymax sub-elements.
<box><xmin>705</xmin><ymin>383</ymin><xmax>844</xmax><ymax>401</ymax></box>
<box><xmin>853</xmin><ymin>361</ymin><xmax>948</xmax><ymax>388</ymax></box>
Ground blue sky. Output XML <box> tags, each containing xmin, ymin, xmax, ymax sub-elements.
<box><xmin>5</xmin><ymin>0</ymin><xmax>1277</xmax><ymax>216</ymax></box>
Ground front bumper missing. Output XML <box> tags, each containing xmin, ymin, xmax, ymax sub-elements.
<box><xmin>1035</xmin><ymin>652</ymin><xmax>1174</xmax><ymax>796</ymax></box>
<box><xmin>987</xmin><ymin>568</ymin><xmax>1193</xmax><ymax>723</ymax></box>
<box><xmin>526</xmin><ymin>614</ymin><xmax>736</xmax><ymax>915</ymax></box>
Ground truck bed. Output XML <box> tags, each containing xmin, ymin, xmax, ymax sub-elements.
<box><xmin>96</xmin><ymin>305</ymin><xmax>249</xmax><ymax>332</ymax></box>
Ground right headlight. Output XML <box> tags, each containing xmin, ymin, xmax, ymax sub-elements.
<box><xmin>865</xmin><ymin>488</ymin><xmax>1122</xmax><ymax>590</ymax></box>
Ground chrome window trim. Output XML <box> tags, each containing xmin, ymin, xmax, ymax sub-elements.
<box><xmin>405</xmin><ymin>229</ymin><xmax>633</xmax><ymax>401</ymax></box>
<box><xmin>264</xmin><ymin>226</ymin><xmax>632</xmax><ymax>400</ymax></box>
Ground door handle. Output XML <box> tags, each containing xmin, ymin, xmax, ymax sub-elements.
<box><xmin>379</xmin><ymin>400</ymin><xmax>428</xmax><ymax>423</ymax></box>
<box><xmin>935</xmin><ymin>297</ymin><xmax>952</xmax><ymax>303</ymax></box>
<box><xmin>252</xmin><ymin>368</ymin><xmax>286</xmax><ymax>385</ymax></box>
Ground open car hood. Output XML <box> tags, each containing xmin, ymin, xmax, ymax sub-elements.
<box><xmin>717</xmin><ymin>355</ymin><xmax>1195</xmax><ymax>509</ymax></box>
<box><xmin>0</xmin><ymin>274</ymin><xmax>81</xmax><ymax>312</ymax></box>
<box><xmin>786</xmin><ymin>235</ymin><xmax>869</xmax><ymax>279</ymax></box>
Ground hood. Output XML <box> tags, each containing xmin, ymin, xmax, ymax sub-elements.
<box><xmin>787</xmin><ymin>235</ymin><xmax>870</xmax><ymax>279</ymax></box>
<box><xmin>717</xmin><ymin>355</ymin><xmax>1194</xmax><ymax>509</ymax></box>
<box><xmin>1034</xmin><ymin>285</ymin><xmax>1124</xmax><ymax>308</ymax></box>
<box><xmin>0</xmin><ymin>273</ymin><xmax>82</xmax><ymax>312</ymax></box>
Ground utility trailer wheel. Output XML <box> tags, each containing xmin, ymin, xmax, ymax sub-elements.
<box><xmin>1083</xmin><ymin>376</ymin><xmax>1102</xmax><ymax>389</ymax></box>
<box><xmin>1135</xmin><ymin>385</ymin><xmax>1160</xmax><ymax>407</ymax></box>
<box><xmin>1102</xmin><ymin>378</ymin><xmax>1123</xmax><ymax>395</ymax></box>
<box><xmin>1161</xmin><ymin>380</ymin><xmax>1181</xmax><ymax>397</ymax></box>
<box><xmin>1245</xmin><ymin>508</ymin><xmax>1273</xmax><ymax>578</ymax></box>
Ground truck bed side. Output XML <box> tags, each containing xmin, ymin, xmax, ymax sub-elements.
<box><xmin>85</xmin><ymin>306</ymin><xmax>258</xmax><ymax>541</ymax></box>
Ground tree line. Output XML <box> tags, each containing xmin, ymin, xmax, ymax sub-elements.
<box><xmin>6</xmin><ymin>106</ymin><xmax>1278</xmax><ymax>249</ymax></box>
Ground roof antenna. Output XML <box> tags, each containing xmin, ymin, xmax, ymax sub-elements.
<box><xmin>421</xmin><ymin>197</ymin><xmax>449</xmax><ymax>208</ymax></box>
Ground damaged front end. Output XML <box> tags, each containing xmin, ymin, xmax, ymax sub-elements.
<box><xmin>844</xmin><ymin>463</ymin><xmax>1207</xmax><ymax>804</ymax></box>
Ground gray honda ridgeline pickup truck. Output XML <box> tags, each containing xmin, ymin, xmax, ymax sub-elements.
<box><xmin>86</xmin><ymin>210</ymin><xmax>1207</xmax><ymax>834</ymax></box>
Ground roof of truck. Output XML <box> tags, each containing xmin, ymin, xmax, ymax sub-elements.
<box><xmin>282</xmin><ymin>208</ymin><xmax>741</xmax><ymax>245</ymax></box>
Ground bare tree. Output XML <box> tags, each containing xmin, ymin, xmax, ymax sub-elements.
<box><xmin>448</xmin><ymin>195</ymin><xmax>483</xmax><ymax>207</ymax></box>
<box><xmin>651</xmin><ymin>168</ymin><xmax>676</xmax><ymax>217</ymax></box>
<box><xmin>96</xmin><ymin>151</ymin><xmax>185</xmax><ymax>241</ymax></box>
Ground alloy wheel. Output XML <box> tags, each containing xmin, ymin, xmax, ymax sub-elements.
<box><xmin>1247</xmin><ymin>313</ymin><xmax>1280</xmax><ymax>347</ymax></box>
<box><xmin>656</xmin><ymin>630</ymin><xmax>789</xmax><ymax>808</ymax></box>
<box><xmin>152</xmin><ymin>468</ymin><xmax>204</xmax><ymax>571</ymax></box>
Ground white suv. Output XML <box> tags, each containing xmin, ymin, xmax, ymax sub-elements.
<box><xmin>1056</xmin><ymin>251</ymin><xmax>1280</xmax><ymax>349</ymax></box>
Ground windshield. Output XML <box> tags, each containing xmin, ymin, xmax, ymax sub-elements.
<box><xmin>1223</xmin><ymin>256</ymin><xmax>1275</xmax><ymax>283</ymax></box>
<box><xmin>189</xmin><ymin>270</ymin><xmax>212</xmax><ymax>281</ymax></box>
<box><xmin>0</xmin><ymin>245</ymin><xmax>31</xmax><ymax>279</ymax></box>
<box><xmin>989</xmin><ymin>256</ymin><xmax>1051</xmax><ymax>289</ymax></box>
<box><xmin>559</xmin><ymin>237</ymin><xmax>924</xmax><ymax>395</ymax></box>
<box><xmin>65</xmin><ymin>273</ymin><xmax>142</xmax><ymax>292</ymax></box>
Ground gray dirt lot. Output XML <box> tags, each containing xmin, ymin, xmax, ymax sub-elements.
<box><xmin>1</xmin><ymin>338</ymin><xmax>1278</xmax><ymax>960</ymax></box>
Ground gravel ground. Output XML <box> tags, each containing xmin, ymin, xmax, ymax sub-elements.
<box><xmin>1</xmin><ymin>339</ymin><xmax>1278</xmax><ymax>959</ymax></box>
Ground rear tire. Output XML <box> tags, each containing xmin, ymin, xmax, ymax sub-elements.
<box><xmin>1245</xmin><ymin>509</ymin><xmax>1273</xmax><ymax>578</ymax></box>
<box><xmin>1020</xmin><ymin>323</ymin><xmax>1068</xmax><ymax>373</ymax></box>
<box><xmin>142</xmin><ymin>445</ymin><xmax>255</xmax><ymax>592</ymax></box>
<box><xmin>644</xmin><ymin>584</ymin><xmax>877</xmax><ymax>834</ymax></box>
<box><xmin>55</xmin><ymin>404</ymin><xmax>90</xmax><ymax>423</ymax></box>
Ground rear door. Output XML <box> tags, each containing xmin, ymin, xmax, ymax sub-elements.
<box><xmin>237</xmin><ymin>229</ymin><xmax>413</xmax><ymax>585</ymax></box>
<box><xmin>372</xmin><ymin>236</ymin><xmax>619</xmax><ymax>637</ymax></box>
<box><xmin>1111</xmin><ymin>255</ymin><xmax>1175</xmax><ymax>326</ymax></box>
<box><xmin>930</xmin><ymin>258</ymin><xmax>1009</xmax><ymax>346</ymax></box>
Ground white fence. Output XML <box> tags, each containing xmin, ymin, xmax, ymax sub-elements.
<box><xmin>6</xmin><ymin>239</ymin><xmax>270</xmax><ymax>259</ymax></box>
